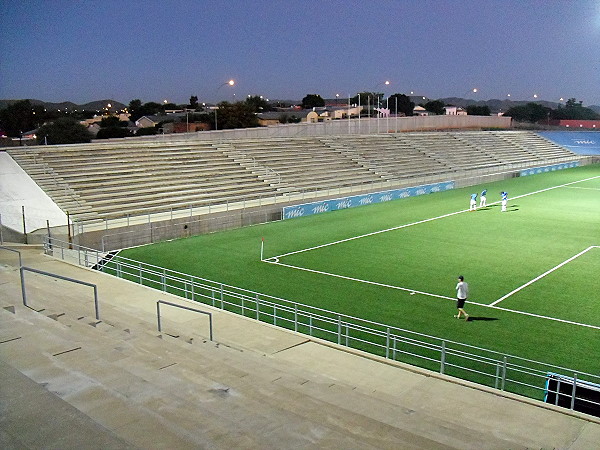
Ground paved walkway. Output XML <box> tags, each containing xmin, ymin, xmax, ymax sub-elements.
<box><xmin>1</xmin><ymin>246</ymin><xmax>599</xmax><ymax>449</ymax></box>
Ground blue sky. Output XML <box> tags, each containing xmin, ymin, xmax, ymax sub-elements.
<box><xmin>1</xmin><ymin>0</ymin><xmax>599</xmax><ymax>105</ymax></box>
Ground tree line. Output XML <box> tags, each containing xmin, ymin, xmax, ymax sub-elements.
<box><xmin>1</xmin><ymin>95</ymin><xmax>597</xmax><ymax>145</ymax></box>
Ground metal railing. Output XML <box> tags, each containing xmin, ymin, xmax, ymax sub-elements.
<box><xmin>43</xmin><ymin>236</ymin><xmax>600</xmax><ymax>415</ymax></box>
<box><xmin>20</xmin><ymin>266</ymin><xmax>100</xmax><ymax>320</ymax></box>
<box><xmin>157</xmin><ymin>300</ymin><xmax>213</xmax><ymax>341</ymax></box>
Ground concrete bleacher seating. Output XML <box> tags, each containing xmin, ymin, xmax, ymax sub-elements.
<box><xmin>8</xmin><ymin>141</ymin><xmax>280</xmax><ymax>222</ymax></box>
<box><xmin>2</xmin><ymin>246</ymin><xmax>599</xmax><ymax>448</ymax></box>
<box><xmin>6</xmin><ymin>131</ymin><xmax>578</xmax><ymax>225</ymax></box>
<box><xmin>228</xmin><ymin>137</ymin><xmax>383</xmax><ymax>192</ymax></box>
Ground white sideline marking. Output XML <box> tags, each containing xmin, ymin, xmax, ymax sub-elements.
<box><xmin>264</xmin><ymin>259</ymin><xmax>600</xmax><ymax>331</ymax></box>
<box><xmin>489</xmin><ymin>246</ymin><xmax>599</xmax><ymax>306</ymax></box>
<box><xmin>272</xmin><ymin>175</ymin><xmax>600</xmax><ymax>260</ymax></box>
<box><xmin>563</xmin><ymin>186</ymin><xmax>600</xmax><ymax>191</ymax></box>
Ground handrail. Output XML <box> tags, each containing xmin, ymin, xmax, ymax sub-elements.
<box><xmin>156</xmin><ymin>300</ymin><xmax>213</xmax><ymax>341</ymax></box>
<box><xmin>19</xmin><ymin>265</ymin><xmax>100</xmax><ymax>320</ymax></box>
<box><xmin>0</xmin><ymin>246</ymin><xmax>22</xmax><ymax>267</ymax></box>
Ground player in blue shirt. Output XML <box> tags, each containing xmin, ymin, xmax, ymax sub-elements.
<box><xmin>469</xmin><ymin>193</ymin><xmax>477</xmax><ymax>211</ymax></box>
<box><xmin>480</xmin><ymin>189</ymin><xmax>487</xmax><ymax>207</ymax></box>
<box><xmin>501</xmin><ymin>191</ymin><xmax>508</xmax><ymax>212</ymax></box>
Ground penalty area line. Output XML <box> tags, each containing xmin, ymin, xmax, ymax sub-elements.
<box><xmin>489</xmin><ymin>245</ymin><xmax>598</xmax><ymax>306</ymax></box>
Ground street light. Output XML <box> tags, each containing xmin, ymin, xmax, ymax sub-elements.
<box><xmin>215</xmin><ymin>79</ymin><xmax>235</xmax><ymax>130</ymax></box>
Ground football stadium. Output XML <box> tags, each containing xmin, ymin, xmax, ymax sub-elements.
<box><xmin>1</xmin><ymin>122</ymin><xmax>600</xmax><ymax>447</ymax></box>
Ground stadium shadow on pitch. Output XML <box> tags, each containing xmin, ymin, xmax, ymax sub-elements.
<box><xmin>466</xmin><ymin>316</ymin><xmax>499</xmax><ymax>322</ymax></box>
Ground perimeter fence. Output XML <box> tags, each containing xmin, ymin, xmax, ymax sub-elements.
<box><xmin>43</xmin><ymin>236</ymin><xmax>600</xmax><ymax>416</ymax></box>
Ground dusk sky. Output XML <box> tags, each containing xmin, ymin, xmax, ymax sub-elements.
<box><xmin>1</xmin><ymin>0</ymin><xmax>599</xmax><ymax>106</ymax></box>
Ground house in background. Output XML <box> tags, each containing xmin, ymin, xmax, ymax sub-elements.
<box><xmin>413</xmin><ymin>106</ymin><xmax>430</xmax><ymax>116</ymax></box>
<box><xmin>135</xmin><ymin>115</ymin><xmax>162</xmax><ymax>128</ymax></box>
<box><xmin>444</xmin><ymin>106</ymin><xmax>467</xmax><ymax>115</ymax></box>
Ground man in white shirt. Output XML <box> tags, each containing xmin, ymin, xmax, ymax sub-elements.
<box><xmin>454</xmin><ymin>275</ymin><xmax>470</xmax><ymax>320</ymax></box>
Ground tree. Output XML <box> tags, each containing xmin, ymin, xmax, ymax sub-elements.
<box><xmin>245</xmin><ymin>95</ymin><xmax>272</xmax><ymax>113</ymax></box>
<box><xmin>100</xmin><ymin>116</ymin><xmax>127</xmax><ymax>127</ymax></box>
<box><xmin>189</xmin><ymin>95</ymin><xmax>199</xmax><ymax>110</ymax></box>
<box><xmin>36</xmin><ymin>117</ymin><xmax>92</xmax><ymax>144</ymax></box>
<box><xmin>503</xmin><ymin>102</ymin><xmax>551</xmax><ymax>123</ymax></box>
<box><xmin>350</xmin><ymin>92</ymin><xmax>384</xmax><ymax>108</ymax></box>
<box><xmin>423</xmin><ymin>100</ymin><xmax>445</xmax><ymax>115</ymax></box>
<box><xmin>301</xmin><ymin>94</ymin><xmax>325</xmax><ymax>109</ymax></box>
<box><xmin>388</xmin><ymin>94</ymin><xmax>414</xmax><ymax>116</ymax></box>
<box><xmin>213</xmin><ymin>102</ymin><xmax>259</xmax><ymax>129</ymax></box>
<box><xmin>0</xmin><ymin>100</ymin><xmax>45</xmax><ymax>137</ymax></box>
<box><xmin>552</xmin><ymin>98</ymin><xmax>599</xmax><ymax>120</ymax></box>
<box><xmin>96</xmin><ymin>126</ymin><xmax>131</xmax><ymax>139</ymax></box>
<box><xmin>466</xmin><ymin>105</ymin><xmax>491</xmax><ymax>116</ymax></box>
<box><xmin>128</xmin><ymin>100</ymin><xmax>162</xmax><ymax>122</ymax></box>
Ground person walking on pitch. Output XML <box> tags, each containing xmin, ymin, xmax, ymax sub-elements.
<box><xmin>469</xmin><ymin>193</ymin><xmax>477</xmax><ymax>211</ymax></box>
<box><xmin>480</xmin><ymin>189</ymin><xmax>487</xmax><ymax>207</ymax></box>
<box><xmin>500</xmin><ymin>191</ymin><xmax>508</xmax><ymax>212</ymax></box>
<box><xmin>454</xmin><ymin>276</ymin><xmax>469</xmax><ymax>320</ymax></box>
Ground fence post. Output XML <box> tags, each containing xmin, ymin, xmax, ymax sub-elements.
<box><xmin>571</xmin><ymin>372</ymin><xmax>578</xmax><ymax>410</ymax></box>
<box><xmin>501</xmin><ymin>356</ymin><xmax>508</xmax><ymax>391</ymax></box>
<box><xmin>385</xmin><ymin>327</ymin><xmax>390</xmax><ymax>359</ymax></box>
<box><xmin>157</xmin><ymin>301</ymin><xmax>162</xmax><ymax>332</ymax></box>
<box><xmin>440</xmin><ymin>340</ymin><xmax>446</xmax><ymax>374</ymax></box>
<box><xmin>20</xmin><ymin>266</ymin><xmax>27</xmax><ymax>307</ymax></box>
<box><xmin>256</xmin><ymin>294</ymin><xmax>259</xmax><ymax>320</ymax></box>
<box><xmin>294</xmin><ymin>304</ymin><xmax>298</xmax><ymax>332</ymax></box>
<box><xmin>337</xmin><ymin>316</ymin><xmax>342</xmax><ymax>345</ymax></box>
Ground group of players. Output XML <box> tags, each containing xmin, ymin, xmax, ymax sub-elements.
<box><xmin>469</xmin><ymin>189</ymin><xmax>508</xmax><ymax>212</ymax></box>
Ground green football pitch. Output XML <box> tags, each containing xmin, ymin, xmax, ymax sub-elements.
<box><xmin>119</xmin><ymin>164</ymin><xmax>600</xmax><ymax>375</ymax></box>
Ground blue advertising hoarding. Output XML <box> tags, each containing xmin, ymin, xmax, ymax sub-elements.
<box><xmin>537</xmin><ymin>132</ymin><xmax>600</xmax><ymax>155</ymax></box>
<box><xmin>519</xmin><ymin>161</ymin><xmax>579</xmax><ymax>177</ymax></box>
<box><xmin>283</xmin><ymin>181</ymin><xmax>455</xmax><ymax>220</ymax></box>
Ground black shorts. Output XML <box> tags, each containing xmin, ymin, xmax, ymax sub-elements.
<box><xmin>457</xmin><ymin>298</ymin><xmax>466</xmax><ymax>309</ymax></box>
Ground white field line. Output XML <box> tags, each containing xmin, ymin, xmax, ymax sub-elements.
<box><xmin>563</xmin><ymin>186</ymin><xmax>600</xmax><ymax>191</ymax></box>
<box><xmin>264</xmin><ymin>259</ymin><xmax>461</xmax><ymax>302</ymax></box>
<box><xmin>264</xmin><ymin>259</ymin><xmax>600</xmax><ymax>331</ymax></box>
<box><xmin>269</xmin><ymin>175</ymin><xmax>600</xmax><ymax>261</ymax></box>
<box><xmin>489</xmin><ymin>246</ymin><xmax>599</xmax><ymax>306</ymax></box>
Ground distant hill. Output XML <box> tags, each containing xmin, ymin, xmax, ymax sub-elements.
<box><xmin>0</xmin><ymin>99</ymin><xmax>127</xmax><ymax>112</ymax></box>
<box><xmin>589</xmin><ymin>105</ymin><xmax>600</xmax><ymax>114</ymax></box>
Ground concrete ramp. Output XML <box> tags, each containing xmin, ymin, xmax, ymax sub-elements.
<box><xmin>0</xmin><ymin>152</ymin><xmax>67</xmax><ymax>233</ymax></box>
